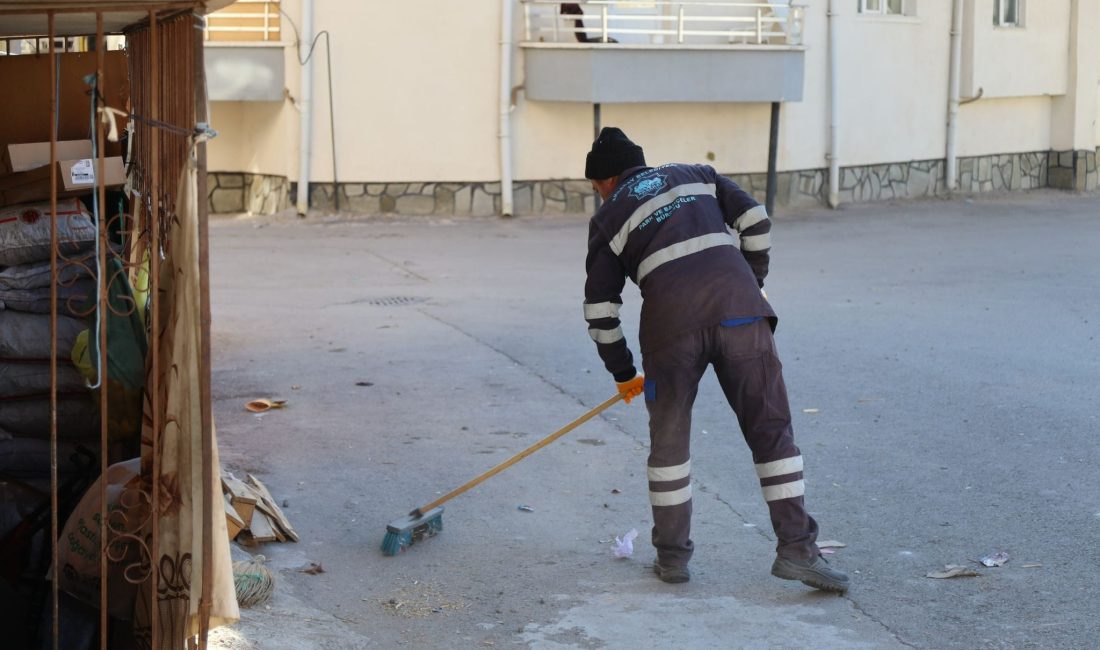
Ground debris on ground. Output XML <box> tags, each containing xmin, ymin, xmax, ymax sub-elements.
<box><xmin>379</xmin><ymin>581</ymin><xmax>467</xmax><ymax>619</ymax></box>
<box><xmin>801</xmin><ymin>408</ymin><xmax>820</xmax><ymax>414</ymax></box>
<box><xmin>298</xmin><ymin>562</ymin><xmax>325</xmax><ymax>575</ymax></box>
<box><xmin>611</xmin><ymin>488</ymin><xmax>622</xmax><ymax>494</ymax></box>
<box><xmin>244</xmin><ymin>398</ymin><xmax>287</xmax><ymax>413</ymax></box>
<box><xmin>517</xmin><ymin>505</ymin><xmax>534</xmax><ymax>512</ymax></box>
<box><xmin>979</xmin><ymin>551</ymin><xmax>1009</xmax><ymax>567</ymax></box>
<box><xmin>612</xmin><ymin>528</ymin><xmax>638</xmax><ymax>558</ymax></box>
<box><xmin>1021</xmin><ymin>563</ymin><xmax>1042</xmax><ymax>568</ymax></box>
<box><xmin>926</xmin><ymin>564</ymin><xmax>981</xmax><ymax>579</ymax></box>
<box><xmin>222</xmin><ymin>470</ymin><xmax>299</xmax><ymax>544</ymax></box>
<box><xmin>817</xmin><ymin>540</ymin><xmax>846</xmax><ymax>549</ymax></box>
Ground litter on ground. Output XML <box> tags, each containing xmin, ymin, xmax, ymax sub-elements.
<box><xmin>612</xmin><ymin>528</ymin><xmax>638</xmax><ymax>558</ymax></box>
<box><xmin>926</xmin><ymin>564</ymin><xmax>980</xmax><ymax>579</ymax></box>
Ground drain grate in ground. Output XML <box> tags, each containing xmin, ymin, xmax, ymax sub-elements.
<box><xmin>365</xmin><ymin>296</ymin><xmax>427</xmax><ymax>307</ymax></box>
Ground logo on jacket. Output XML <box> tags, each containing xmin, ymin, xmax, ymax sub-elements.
<box><xmin>629</xmin><ymin>175</ymin><xmax>667</xmax><ymax>201</ymax></box>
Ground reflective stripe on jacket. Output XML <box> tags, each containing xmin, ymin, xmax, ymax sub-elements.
<box><xmin>584</xmin><ymin>163</ymin><xmax>776</xmax><ymax>380</ymax></box>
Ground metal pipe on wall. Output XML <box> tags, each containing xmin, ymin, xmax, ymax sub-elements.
<box><xmin>826</xmin><ymin>0</ymin><xmax>840</xmax><ymax>208</ymax></box>
<box><xmin>499</xmin><ymin>0</ymin><xmax>515</xmax><ymax>216</ymax></box>
<box><xmin>593</xmin><ymin>102</ymin><xmax>601</xmax><ymax>210</ymax></box>
<box><xmin>296</xmin><ymin>0</ymin><xmax>314</xmax><ymax>216</ymax></box>
<box><xmin>945</xmin><ymin>0</ymin><xmax>963</xmax><ymax>191</ymax></box>
<box><xmin>766</xmin><ymin>101</ymin><xmax>780</xmax><ymax>216</ymax></box>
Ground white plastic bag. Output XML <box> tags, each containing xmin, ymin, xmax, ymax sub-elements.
<box><xmin>612</xmin><ymin>528</ymin><xmax>639</xmax><ymax>558</ymax></box>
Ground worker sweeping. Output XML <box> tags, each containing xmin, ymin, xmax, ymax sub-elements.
<box><xmin>582</xmin><ymin>127</ymin><xmax>848</xmax><ymax>592</ymax></box>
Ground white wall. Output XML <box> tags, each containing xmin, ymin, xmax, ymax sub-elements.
<box><xmin>208</xmin><ymin>100</ymin><xmax>298</xmax><ymax>176</ymax></box>
<box><xmin>956</xmin><ymin>96</ymin><xmax>1052</xmax><ymax>156</ymax></box>
<box><xmin>207</xmin><ymin>0</ymin><xmax>1094</xmax><ymax>188</ymax></box>
<box><xmin>833</xmin><ymin>4</ymin><xmax>953</xmax><ymax>166</ymax></box>
<box><xmin>310</xmin><ymin>1</ymin><xmax>501</xmax><ymax>182</ymax></box>
<box><xmin>210</xmin><ymin>0</ymin><xmax>503</xmax><ymax>183</ymax></box>
<box><xmin>962</xmin><ymin>0</ymin><xmax>1071</xmax><ymax>99</ymax></box>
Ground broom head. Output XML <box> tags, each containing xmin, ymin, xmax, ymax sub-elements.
<box><xmin>381</xmin><ymin>507</ymin><xmax>444</xmax><ymax>556</ymax></box>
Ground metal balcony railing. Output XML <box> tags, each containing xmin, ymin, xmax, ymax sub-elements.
<box><xmin>522</xmin><ymin>0</ymin><xmax>805</xmax><ymax>47</ymax></box>
<box><xmin>205</xmin><ymin>0</ymin><xmax>282</xmax><ymax>42</ymax></box>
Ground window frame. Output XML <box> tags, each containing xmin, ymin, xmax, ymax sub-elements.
<box><xmin>994</xmin><ymin>0</ymin><xmax>1024</xmax><ymax>27</ymax></box>
<box><xmin>858</xmin><ymin>0</ymin><xmax>906</xmax><ymax>15</ymax></box>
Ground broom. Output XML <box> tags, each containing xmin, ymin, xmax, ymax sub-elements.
<box><xmin>381</xmin><ymin>392</ymin><xmax>626</xmax><ymax>555</ymax></box>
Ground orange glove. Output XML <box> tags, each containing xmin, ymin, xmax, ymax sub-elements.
<box><xmin>616</xmin><ymin>374</ymin><xmax>645</xmax><ymax>404</ymax></box>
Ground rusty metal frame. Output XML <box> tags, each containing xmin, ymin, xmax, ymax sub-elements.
<box><xmin>46</xmin><ymin>10</ymin><xmax>59</xmax><ymax>650</ymax></box>
<box><xmin>14</xmin><ymin>3</ymin><xmax>214</xmax><ymax>648</ymax></box>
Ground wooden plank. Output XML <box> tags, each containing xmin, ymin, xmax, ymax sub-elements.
<box><xmin>224</xmin><ymin>494</ymin><xmax>244</xmax><ymax>541</ymax></box>
<box><xmin>221</xmin><ymin>472</ymin><xmax>258</xmax><ymax>527</ymax></box>
<box><xmin>247</xmin><ymin>474</ymin><xmax>299</xmax><ymax>542</ymax></box>
<box><xmin>247</xmin><ymin>510</ymin><xmax>278</xmax><ymax>543</ymax></box>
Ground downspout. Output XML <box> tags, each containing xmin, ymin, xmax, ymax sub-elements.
<box><xmin>826</xmin><ymin>0</ymin><xmax>840</xmax><ymax>208</ymax></box>
<box><xmin>499</xmin><ymin>0</ymin><xmax>515</xmax><ymax>216</ymax></box>
<box><xmin>945</xmin><ymin>0</ymin><xmax>963</xmax><ymax>192</ymax></box>
<box><xmin>296</xmin><ymin>0</ymin><xmax>314</xmax><ymax>216</ymax></box>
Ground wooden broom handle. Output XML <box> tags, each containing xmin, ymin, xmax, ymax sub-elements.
<box><xmin>417</xmin><ymin>393</ymin><xmax>626</xmax><ymax>514</ymax></box>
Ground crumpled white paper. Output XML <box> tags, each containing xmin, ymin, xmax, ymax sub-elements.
<box><xmin>612</xmin><ymin>528</ymin><xmax>639</xmax><ymax>558</ymax></box>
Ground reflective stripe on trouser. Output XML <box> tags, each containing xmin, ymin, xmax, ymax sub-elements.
<box><xmin>642</xmin><ymin>319</ymin><xmax>819</xmax><ymax>564</ymax></box>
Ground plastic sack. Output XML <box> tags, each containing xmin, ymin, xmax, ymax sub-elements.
<box><xmin>0</xmin><ymin>250</ymin><xmax>96</xmax><ymax>291</ymax></box>
<box><xmin>0</xmin><ymin>395</ymin><xmax>98</xmax><ymax>440</ymax></box>
<box><xmin>0</xmin><ymin>310</ymin><xmax>87</xmax><ymax>360</ymax></box>
<box><xmin>56</xmin><ymin>458</ymin><xmax>143</xmax><ymax>619</ymax></box>
<box><xmin>0</xmin><ymin>361</ymin><xmax>87</xmax><ymax>398</ymax></box>
<box><xmin>0</xmin><ymin>198</ymin><xmax>96</xmax><ymax>267</ymax></box>
<box><xmin>0</xmin><ymin>278</ymin><xmax>96</xmax><ymax>316</ymax></box>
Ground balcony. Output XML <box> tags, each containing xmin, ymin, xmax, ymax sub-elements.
<box><xmin>520</xmin><ymin>1</ymin><xmax>807</xmax><ymax>103</ymax></box>
<box><xmin>203</xmin><ymin>0</ymin><xmax>285</xmax><ymax>102</ymax></box>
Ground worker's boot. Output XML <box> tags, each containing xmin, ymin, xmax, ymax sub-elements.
<box><xmin>771</xmin><ymin>555</ymin><xmax>849</xmax><ymax>593</ymax></box>
<box><xmin>653</xmin><ymin>562</ymin><xmax>690</xmax><ymax>584</ymax></box>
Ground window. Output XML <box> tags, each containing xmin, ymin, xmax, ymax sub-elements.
<box><xmin>859</xmin><ymin>0</ymin><xmax>905</xmax><ymax>15</ymax></box>
<box><xmin>994</xmin><ymin>0</ymin><xmax>1022</xmax><ymax>26</ymax></box>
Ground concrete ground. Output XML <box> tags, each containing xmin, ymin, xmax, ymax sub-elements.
<box><xmin>207</xmin><ymin>190</ymin><xmax>1100</xmax><ymax>650</ymax></box>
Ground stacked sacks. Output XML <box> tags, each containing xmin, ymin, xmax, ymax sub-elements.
<box><xmin>0</xmin><ymin>198</ymin><xmax>98</xmax><ymax>441</ymax></box>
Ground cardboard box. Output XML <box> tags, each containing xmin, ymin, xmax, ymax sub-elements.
<box><xmin>1</xmin><ymin>140</ymin><xmax>93</xmax><ymax>175</ymax></box>
<box><xmin>0</xmin><ymin>157</ymin><xmax>125</xmax><ymax>206</ymax></box>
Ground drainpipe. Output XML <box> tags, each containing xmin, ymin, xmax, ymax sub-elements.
<box><xmin>945</xmin><ymin>0</ymin><xmax>963</xmax><ymax>192</ymax></box>
<box><xmin>826</xmin><ymin>0</ymin><xmax>840</xmax><ymax>208</ymax></box>
<box><xmin>499</xmin><ymin>0</ymin><xmax>515</xmax><ymax>216</ymax></box>
<box><xmin>296</xmin><ymin>0</ymin><xmax>314</xmax><ymax>216</ymax></box>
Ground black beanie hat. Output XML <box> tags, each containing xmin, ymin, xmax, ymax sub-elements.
<box><xmin>585</xmin><ymin>127</ymin><xmax>646</xmax><ymax>180</ymax></box>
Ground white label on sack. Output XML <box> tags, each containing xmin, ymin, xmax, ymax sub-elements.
<box><xmin>70</xmin><ymin>159</ymin><xmax>95</xmax><ymax>185</ymax></box>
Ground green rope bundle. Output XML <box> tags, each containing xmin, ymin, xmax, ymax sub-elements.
<box><xmin>233</xmin><ymin>555</ymin><xmax>275</xmax><ymax>608</ymax></box>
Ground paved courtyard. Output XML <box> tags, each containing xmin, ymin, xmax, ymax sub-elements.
<box><xmin>208</xmin><ymin>190</ymin><xmax>1100</xmax><ymax>649</ymax></box>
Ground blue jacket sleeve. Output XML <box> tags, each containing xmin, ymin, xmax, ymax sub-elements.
<box><xmin>583</xmin><ymin>219</ymin><xmax>637</xmax><ymax>382</ymax></box>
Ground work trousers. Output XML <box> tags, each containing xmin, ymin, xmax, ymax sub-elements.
<box><xmin>641</xmin><ymin>319</ymin><xmax>819</xmax><ymax>567</ymax></box>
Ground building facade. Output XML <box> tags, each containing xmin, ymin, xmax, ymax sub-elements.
<box><xmin>204</xmin><ymin>0</ymin><xmax>1100</xmax><ymax>216</ymax></box>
